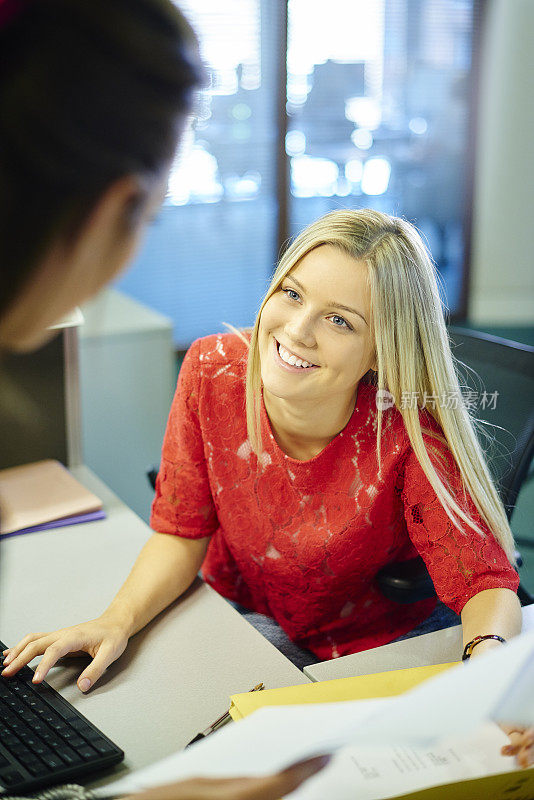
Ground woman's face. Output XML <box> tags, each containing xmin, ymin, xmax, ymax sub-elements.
<box><xmin>259</xmin><ymin>244</ymin><xmax>376</xmax><ymax>408</ymax></box>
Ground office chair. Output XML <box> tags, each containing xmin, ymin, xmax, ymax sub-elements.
<box><xmin>377</xmin><ymin>327</ymin><xmax>534</xmax><ymax>607</ymax></box>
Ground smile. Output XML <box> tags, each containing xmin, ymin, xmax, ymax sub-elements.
<box><xmin>273</xmin><ymin>338</ymin><xmax>319</xmax><ymax>372</ymax></box>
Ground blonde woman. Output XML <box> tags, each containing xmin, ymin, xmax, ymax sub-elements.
<box><xmin>4</xmin><ymin>210</ymin><xmax>532</xmax><ymax>767</ymax></box>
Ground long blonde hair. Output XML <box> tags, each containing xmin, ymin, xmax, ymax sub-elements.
<box><xmin>243</xmin><ymin>209</ymin><xmax>516</xmax><ymax>563</ymax></box>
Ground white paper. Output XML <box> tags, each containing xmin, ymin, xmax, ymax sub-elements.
<box><xmin>97</xmin><ymin>630</ymin><xmax>534</xmax><ymax>798</ymax></box>
<box><xmin>289</xmin><ymin>723</ymin><xmax>514</xmax><ymax>800</ymax></box>
<box><xmin>362</xmin><ymin>628</ymin><xmax>534</xmax><ymax>745</ymax></box>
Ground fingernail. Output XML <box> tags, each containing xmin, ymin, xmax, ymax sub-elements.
<box><xmin>33</xmin><ymin>671</ymin><xmax>42</xmax><ymax>682</ymax></box>
<box><xmin>3</xmin><ymin>654</ymin><xmax>11</xmax><ymax>665</ymax></box>
<box><xmin>78</xmin><ymin>678</ymin><xmax>91</xmax><ymax>692</ymax></box>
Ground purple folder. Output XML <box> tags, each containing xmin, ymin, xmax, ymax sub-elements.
<box><xmin>0</xmin><ymin>509</ymin><xmax>106</xmax><ymax>540</ymax></box>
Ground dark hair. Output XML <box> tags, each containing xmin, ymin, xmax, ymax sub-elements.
<box><xmin>0</xmin><ymin>0</ymin><xmax>204</xmax><ymax>315</ymax></box>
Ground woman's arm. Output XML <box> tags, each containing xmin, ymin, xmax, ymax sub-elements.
<box><xmin>103</xmin><ymin>531</ymin><xmax>209</xmax><ymax>637</ymax></box>
<box><xmin>2</xmin><ymin>532</ymin><xmax>209</xmax><ymax>689</ymax></box>
<box><xmin>460</xmin><ymin>587</ymin><xmax>522</xmax><ymax>657</ymax></box>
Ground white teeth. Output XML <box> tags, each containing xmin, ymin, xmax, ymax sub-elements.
<box><xmin>278</xmin><ymin>343</ymin><xmax>314</xmax><ymax>369</ymax></box>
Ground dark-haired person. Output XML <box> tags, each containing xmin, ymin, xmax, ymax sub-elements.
<box><xmin>0</xmin><ymin>0</ymin><xmax>329</xmax><ymax>797</ymax></box>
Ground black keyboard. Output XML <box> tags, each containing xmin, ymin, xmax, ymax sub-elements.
<box><xmin>0</xmin><ymin>642</ymin><xmax>124</xmax><ymax>795</ymax></box>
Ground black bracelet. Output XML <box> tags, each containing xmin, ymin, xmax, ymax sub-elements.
<box><xmin>462</xmin><ymin>634</ymin><xmax>506</xmax><ymax>661</ymax></box>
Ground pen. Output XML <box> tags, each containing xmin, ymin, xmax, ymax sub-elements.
<box><xmin>186</xmin><ymin>683</ymin><xmax>265</xmax><ymax>747</ymax></box>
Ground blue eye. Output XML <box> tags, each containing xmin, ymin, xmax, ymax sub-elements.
<box><xmin>328</xmin><ymin>315</ymin><xmax>352</xmax><ymax>330</ymax></box>
<box><xmin>282</xmin><ymin>287</ymin><xmax>300</xmax><ymax>301</ymax></box>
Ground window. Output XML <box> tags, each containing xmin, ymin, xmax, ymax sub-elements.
<box><xmin>116</xmin><ymin>0</ymin><xmax>480</xmax><ymax>346</ymax></box>
<box><xmin>116</xmin><ymin>0</ymin><xmax>282</xmax><ymax>348</ymax></box>
<box><xmin>287</xmin><ymin>0</ymin><xmax>479</xmax><ymax>314</ymax></box>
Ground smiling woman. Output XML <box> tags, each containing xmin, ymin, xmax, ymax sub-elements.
<box><xmin>145</xmin><ymin>210</ymin><xmax>520</xmax><ymax>669</ymax></box>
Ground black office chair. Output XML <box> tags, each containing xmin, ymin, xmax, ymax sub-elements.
<box><xmin>377</xmin><ymin>327</ymin><xmax>534</xmax><ymax>607</ymax></box>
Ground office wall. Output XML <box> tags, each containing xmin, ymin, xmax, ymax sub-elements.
<box><xmin>469</xmin><ymin>0</ymin><xmax>534</xmax><ymax>324</ymax></box>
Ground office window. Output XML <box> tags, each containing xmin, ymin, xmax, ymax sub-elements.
<box><xmin>116</xmin><ymin>0</ymin><xmax>282</xmax><ymax>348</ymax></box>
<box><xmin>287</xmin><ymin>0</ymin><xmax>479</xmax><ymax>314</ymax></box>
<box><xmin>116</xmin><ymin>0</ymin><xmax>480</xmax><ymax>346</ymax></box>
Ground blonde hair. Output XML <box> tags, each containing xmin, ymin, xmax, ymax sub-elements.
<box><xmin>242</xmin><ymin>208</ymin><xmax>516</xmax><ymax>563</ymax></box>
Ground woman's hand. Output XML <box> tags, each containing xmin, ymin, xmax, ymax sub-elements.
<box><xmin>122</xmin><ymin>755</ymin><xmax>330</xmax><ymax>800</ymax></box>
<box><xmin>1</xmin><ymin>614</ymin><xmax>130</xmax><ymax>693</ymax></box>
<box><xmin>500</xmin><ymin>725</ymin><xmax>534</xmax><ymax>768</ymax></box>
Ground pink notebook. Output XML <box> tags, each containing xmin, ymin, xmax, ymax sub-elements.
<box><xmin>0</xmin><ymin>459</ymin><xmax>104</xmax><ymax>536</ymax></box>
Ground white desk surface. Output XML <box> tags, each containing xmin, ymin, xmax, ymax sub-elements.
<box><xmin>0</xmin><ymin>467</ymin><xmax>308</xmax><ymax>788</ymax></box>
<box><xmin>304</xmin><ymin>603</ymin><xmax>534</xmax><ymax>682</ymax></box>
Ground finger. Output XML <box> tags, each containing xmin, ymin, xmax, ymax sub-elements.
<box><xmin>517</xmin><ymin>744</ymin><xmax>534</xmax><ymax>769</ymax></box>
<box><xmin>1</xmin><ymin>636</ymin><xmax>55</xmax><ymax>677</ymax></box>
<box><xmin>501</xmin><ymin>728</ymin><xmax>530</xmax><ymax>756</ymax></box>
<box><xmin>32</xmin><ymin>637</ymin><xmax>88</xmax><ymax>683</ymax></box>
<box><xmin>77</xmin><ymin>640</ymin><xmax>126</xmax><ymax>692</ymax></box>
<box><xmin>2</xmin><ymin>633</ymin><xmax>48</xmax><ymax>665</ymax></box>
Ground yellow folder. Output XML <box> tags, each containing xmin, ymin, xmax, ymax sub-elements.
<box><xmin>230</xmin><ymin>662</ymin><xmax>456</xmax><ymax>720</ymax></box>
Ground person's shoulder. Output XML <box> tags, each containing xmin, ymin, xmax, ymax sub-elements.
<box><xmin>193</xmin><ymin>330</ymin><xmax>249</xmax><ymax>375</ymax></box>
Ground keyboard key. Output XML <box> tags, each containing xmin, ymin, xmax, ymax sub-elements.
<box><xmin>85</xmin><ymin>728</ymin><xmax>106</xmax><ymax>742</ymax></box>
<box><xmin>70</xmin><ymin>719</ymin><xmax>94</xmax><ymax>736</ymax></box>
<box><xmin>66</xmin><ymin>736</ymin><xmax>85</xmax><ymax>749</ymax></box>
<box><xmin>57</xmin><ymin>746</ymin><xmax>83</xmax><ymax>766</ymax></box>
<box><xmin>26</xmin><ymin>760</ymin><xmax>52</xmax><ymax>777</ymax></box>
<box><xmin>40</xmin><ymin>753</ymin><xmax>65</xmax><ymax>770</ymax></box>
<box><xmin>78</xmin><ymin>745</ymin><xmax>99</xmax><ymax>761</ymax></box>
<box><xmin>29</xmin><ymin>743</ymin><xmax>49</xmax><ymax>757</ymax></box>
<box><xmin>0</xmin><ymin>767</ymin><xmax>25</xmax><ymax>787</ymax></box>
<box><xmin>7</xmin><ymin>743</ymin><xmax>33</xmax><ymax>761</ymax></box>
<box><xmin>40</xmin><ymin>732</ymin><xmax>65</xmax><ymax>749</ymax></box>
<box><xmin>2</xmin><ymin>734</ymin><xmax>20</xmax><ymax>749</ymax></box>
<box><xmin>18</xmin><ymin>667</ymin><xmax>34</xmax><ymax>680</ymax></box>
<box><xmin>93</xmin><ymin>740</ymin><xmax>117</xmax><ymax>756</ymax></box>
<box><xmin>49</xmin><ymin>701</ymin><xmax>79</xmax><ymax>722</ymax></box>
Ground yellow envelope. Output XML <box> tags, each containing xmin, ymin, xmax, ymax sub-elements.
<box><xmin>230</xmin><ymin>662</ymin><xmax>456</xmax><ymax>720</ymax></box>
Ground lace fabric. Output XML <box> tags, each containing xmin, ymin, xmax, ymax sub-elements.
<box><xmin>151</xmin><ymin>333</ymin><xmax>518</xmax><ymax>660</ymax></box>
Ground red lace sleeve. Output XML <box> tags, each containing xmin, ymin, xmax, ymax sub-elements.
<box><xmin>401</xmin><ymin>437</ymin><xmax>519</xmax><ymax>614</ymax></box>
<box><xmin>149</xmin><ymin>339</ymin><xmax>218</xmax><ymax>538</ymax></box>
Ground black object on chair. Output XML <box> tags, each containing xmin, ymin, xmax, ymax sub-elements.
<box><xmin>147</xmin><ymin>466</ymin><xmax>158</xmax><ymax>491</ymax></box>
<box><xmin>377</xmin><ymin>327</ymin><xmax>534</xmax><ymax>607</ymax></box>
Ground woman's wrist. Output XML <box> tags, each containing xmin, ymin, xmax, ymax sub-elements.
<box><xmin>100</xmin><ymin>603</ymin><xmax>136</xmax><ymax>638</ymax></box>
<box><xmin>462</xmin><ymin>634</ymin><xmax>506</xmax><ymax>660</ymax></box>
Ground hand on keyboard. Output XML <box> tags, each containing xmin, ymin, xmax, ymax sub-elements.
<box><xmin>1</xmin><ymin>616</ymin><xmax>129</xmax><ymax>693</ymax></box>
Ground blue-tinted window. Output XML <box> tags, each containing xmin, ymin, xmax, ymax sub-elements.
<box><xmin>287</xmin><ymin>0</ymin><xmax>476</xmax><ymax>313</ymax></box>
<box><xmin>116</xmin><ymin>0</ymin><xmax>477</xmax><ymax>346</ymax></box>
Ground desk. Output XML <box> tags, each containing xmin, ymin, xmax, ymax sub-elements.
<box><xmin>0</xmin><ymin>467</ymin><xmax>308</xmax><ymax>788</ymax></box>
<box><xmin>304</xmin><ymin>603</ymin><xmax>534</xmax><ymax>681</ymax></box>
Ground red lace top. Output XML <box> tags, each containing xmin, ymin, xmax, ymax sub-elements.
<box><xmin>150</xmin><ymin>333</ymin><xmax>518</xmax><ymax>660</ymax></box>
